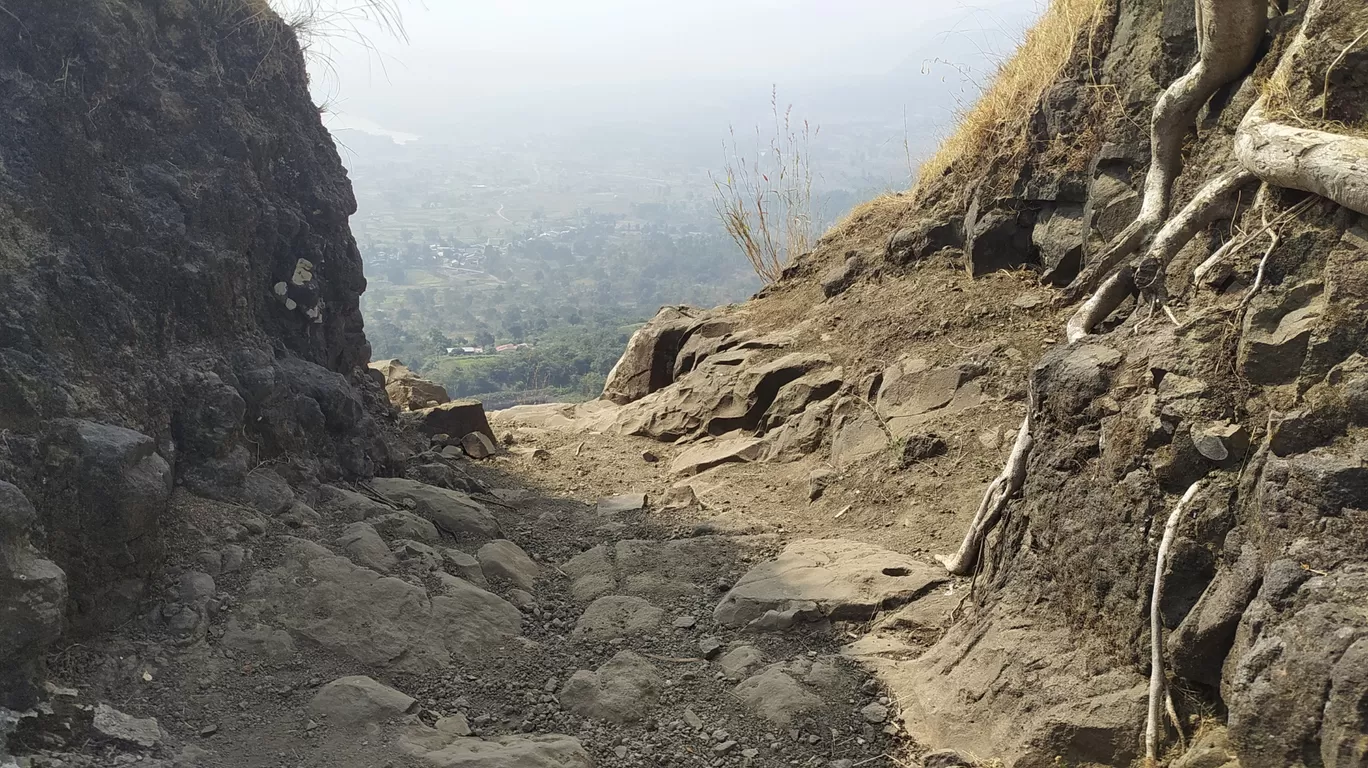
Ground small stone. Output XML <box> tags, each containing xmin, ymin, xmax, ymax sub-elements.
<box><xmin>641</xmin><ymin>450</ymin><xmax>659</xmax><ymax>463</ymax></box>
<box><xmin>93</xmin><ymin>704</ymin><xmax>161</xmax><ymax>748</ymax></box>
<box><xmin>198</xmin><ymin>724</ymin><xmax>218</xmax><ymax>737</ymax></box>
<box><xmin>860</xmin><ymin>702</ymin><xmax>888</xmax><ymax>723</ymax></box>
<box><xmin>713</xmin><ymin>740</ymin><xmax>737</xmax><ymax>754</ymax></box>
<box><xmin>742</xmin><ymin>748</ymin><xmax>759</xmax><ymax>758</ymax></box>
<box><xmin>699</xmin><ymin>637</ymin><xmax>723</xmax><ymax>659</ymax></box>
<box><xmin>613</xmin><ymin>746</ymin><xmax>628</xmax><ymax>759</ymax></box>
<box><xmin>808</xmin><ymin>468</ymin><xmax>836</xmax><ymax>501</ymax></box>
<box><xmin>672</xmin><ymin>615</ymin><xmax>697</xmax><ymax>629</ymax></box>
<box><xmin>460</xmin><ymin>431</ymin><xmax>498</xmax><ymax>459</ymax></box>
<box><xmin>683</xmin><ymin>708</ymin><xmax>704</xmax><ymax>731</ymax></box>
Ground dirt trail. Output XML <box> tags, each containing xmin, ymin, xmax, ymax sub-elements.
<box><xmin>22</xmin><ymin>419</ymin><xmax>969</xmax><ymax>768</ymax></box>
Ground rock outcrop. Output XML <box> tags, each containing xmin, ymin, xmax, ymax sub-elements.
<box><xmin>369</xmin><ymin>359</ymin><xmax>450</xmax><ymax>411</ymax></box>
<box><xmin>0</xmin><ymin>0</ymin><xmax>395</xmax><ymax>703</ymax></box>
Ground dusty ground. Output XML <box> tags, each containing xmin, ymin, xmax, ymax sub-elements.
<box><xmin>16</xmin><ymin>259</ymin><xmax>1078</xmax><ymax>768</ymax></box>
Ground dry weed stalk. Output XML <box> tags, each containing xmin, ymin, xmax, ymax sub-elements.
<box><xmin>712</xmin><ymin>87</ymin><xmax>816</xmax><ymax>284</ymax></box>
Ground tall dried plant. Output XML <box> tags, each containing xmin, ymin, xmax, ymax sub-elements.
<box><xmin>712</xmin><ymin>87</ymin><xmax>817</xmax><ymax>284</ymax></box>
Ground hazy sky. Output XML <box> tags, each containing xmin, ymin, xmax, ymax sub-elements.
<box><xmin>278</xmin><ymin>0</ymin><xmax>1042</xmax><ymax>137</ymax></box>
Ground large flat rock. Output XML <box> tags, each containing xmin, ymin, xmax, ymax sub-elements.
<box><xmin>561</xmin><ymin>536</ymin><xmax>775</xmax><ymax>602</ymax></box>
<box><xmin>669</xmin><ymin>437</ymin><xmax>766</xmax><ymax>477</ymax></box>
<box><xmin>399</xmin><ymin>728</ymin><xmax>592</xmax><ymax>768</ymax></box>
<box><xmin>877</xmin><ymin>600</ymin><xmax>1147</xmax><ymax>768</ymax></box>
<box><xmin>240</xmin><ymin>538</ymin><xmax>520</xmax><ymax>672</ymax></box>
<box><xmin>403</xmin><ymin>399</ymin><xmax>495</xmax><ymax>442</ymax></box>
<box><xmin>368</xmin><ymin>478</ymin><xmax>501</xmax><ymax>543</ymax></box>
<box><xmin>714</xmin><ymin>539</ymin><xmax>948</xmax><ymax>628</ymax></box>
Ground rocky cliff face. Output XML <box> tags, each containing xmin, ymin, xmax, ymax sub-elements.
<box><xmin>0</xmin><ymin>0</ymin><xmax>393</xmax><ymax>707</ymax></box>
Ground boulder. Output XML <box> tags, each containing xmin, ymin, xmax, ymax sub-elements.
<box><xmin>562</xmin><ymin>537</ymin><xmax>759</xmax><ymax>603</ymax></box>
<box><xmin>398</xmin><ymin>730</ymin><xmax>592</xmax><ymax>768</ymax></box>
<box><xmin>1226</xmin><ymin>567</ymin><xmax>1368</xmax><ymax>768</ymax></box>
<box><xmin>308</xmin><ymin>675</ymin><xmax>416</xmax><ymax>725</ymax></box>
<box><xmin>964</xmin><ymin>198</ymin><xmax>1034</xmax><ymax>275</ymax></box>
<box><xmin>717</xmin><ymin>645</ymin><xmax>766</xmax><ymax>678</ymax></box>
<box><xmin>442</xmin><ymin>549</ymin><xmax>488</xmax><ymax>587</ymax></box>
<box><xmin>559</xmin><ymin>651</ymin><xmax>663</xmax><ymax>722</ymax></box>
<box><xmin>38</xmin><ymin>419</ymin><xmax>173</xmax><ymax>631</ymax></box>
<box><xmin>372</xmin><ymin>511</ymin><xmax>440</xmax><ymax>543</ymax></box>
<box><xmin>734</xmin><ymin>668</ymin><xmax>823</xmax><ymax>726</ymax></box>
<box><xmin>461</xmin><ymin>431</ymin><xmax>498</xmax><ymax>459</ymax></box>
<box><xmin>1032</xmin><ymin>202</ymin><xmax>1084</xmax><ymax>284</ymax></box>
<box><xmin>821</xmin><ymin>254</ymin><xmax>862</xmax><ymax>298</ymax></box>
<box><xmin>596</xmin><ymin>493</ymin><xmax>647</xmax><ymax>515</ymax></box>
<box><xmin>337</xmin><ymin>522</ymin><xmax>397</xmax><ymax>572</ymax></box>
<box><xmin>714</xmin><ymin>539</ymin><xmax>948</xmax><ymax>628</ymax></box>
<box><xmin>316</xmin><ymin>484</ymin><xmax>391</xmax><ymax>522</ymax></box>
<box><xmin>219</xmin><ymin>621</ymin><xmax>296</xmax><ymax>663</ymax></box>
<box><xmin>829</xmin><ymin>397</ymin><xmax>888</xmax><ymax>469</ymax></box>
<box><xmin>608</xmin><ymin>351</ymin><xmax>831</xmax><ymax>442</ymax></box>
<box><xmin>766</xmin><ymin>397</ymin><xmax>837</xmax><ymax>462</ymax></box>
<box><xmin>808</xmin><ymin>468</ymin><xmax>836</xmax><ymax>501</ymax></box>
<box><xmin>477</xmin><ymin>540</ymin><xmax>539</xmax><ymax>591</ymax></box>
<box><xmin>367</xmin><ymin>478</ymin><xmax>501</xmax><ymax>543</ymax></box>
<box><xmin>0</xmin><ymin>481</ymin><xmax>66</xmax><ymax>709</ymax></box>
<box><xmin>875</xmin><ymin>359</ymin><xmax>985</xmax><ymax>436</ymax></box>
<box><xmin>1168</xmin><ymin>544</ymin><xmax>1262</xmax><ymax>687</ymax></box>
<box><xmin>403</xmin><ymin>400</ymin><xmax>495</xmax><ymax>443</ymax></box>
<box><xmin>759</xmin><ymin>368</ymin><xmax>843</xmax><ymax>432</ymax></box>
<box><xmin>92</xmin><ymin>703</ymin><xmax>161</xmax><ymax>749</ymax></box>
<box><xmin>1238</xmin><ymin>291</ymin><xmax>1325</xmax><ymax>385</ymax></box>
<box><xmin>601</xmin><ymin>306</ymin><xmax>700</xmax><ymax>405</ymax></box>
<box><xmin>886</xmin><ymin>218</ymin><xmax>959</xmax><ymax>265</ymax></box>
<box><xmin>369</xmin><ymin>359</ymin><xmax>451</xmax><ymax>411</ymax></box>
<box><xmin>571</xmin><ymin>595</ymin><xmax>664</xmax><ymax>642</ymax></box>
<box><xmin>239</xmin><ymin>538</ymin><xmax>520</xmax><ymax>672</ymax></box>
<box><xmin>239</xmin><ymin>467</ymin><xmax>294</xmax><ymax>515</ymax></box>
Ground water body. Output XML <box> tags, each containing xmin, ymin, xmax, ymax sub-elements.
<box><xmin>322</xmin><ymin>112</ymin><xmax>421</xmax><ymax>145</ymax></box>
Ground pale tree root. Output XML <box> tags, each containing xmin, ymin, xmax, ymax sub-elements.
<box><xmin>1236</xmin><ymin>100</ymin><xmax>1368</xmax><ymax>217</ymax></box>
<box><xmin>1146</xmin><ymin>481</ymin><xmax>1205</xmax><ymax>766</ymax></box>
<box><xmin>1066</xmin><ymin>266</ymin><xmax>1135</xmax><ymax>343</ymax></box>
<box><xmin>936</xmin><ymin>413</ymin><xmax>1032</xmax><ymax>576</ymax></box>
<box><xmin>1067</xmin><ymin>161</ymin><xmax>1255</xmax><ymax>339</ymax></box>
<box><xmin>1233</xmin><ymin>0</ymin><xmax>1368</xmax><ymax>217</ymax></box>
<box><xmin>1064</xmin><ymin>0</ymin><xmax>1266</xmax><ymax>301</ymax></box>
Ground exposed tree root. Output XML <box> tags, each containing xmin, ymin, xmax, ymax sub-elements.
<box><xmin>1236</xmin><ymin>100</ymin><xmax>1368</xmax><ymax>216</ymax></box>
<box><xmin>1064</xmin><ymin>0</ymin><xmax>1266</xmax><ymax>301</ymax></box>
<box><xmin>1142</xmin><ymin>167</ymin><xmax>1256</xmax><ymax>277</ymax></box>
<box><xmin>1066</xmin><ymin>266</ymin><xmax>1135</xmax><ymax>343</ymax></box>
<box><xmin>1146</xmin><ymin>480</ymin><xmax>1205</xmax><ymax>767</ymax></box>
<box><xmin>1234</xmin><ymin>0</ymin><xmax>1368</xmax><ymax>215</ymax></box>
<box><xmin>936</xmin><ymin>412</ymin><xmax>1032</xmax><ymax>576</ymax></box>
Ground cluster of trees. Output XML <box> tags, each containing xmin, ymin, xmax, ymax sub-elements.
<box><xmin>367</xmin><ymin>310</ymin><xmax>638</xmax><ymax>403</ymax></box>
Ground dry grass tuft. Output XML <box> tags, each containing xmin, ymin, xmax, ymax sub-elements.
<box><xmin>915</xmin><ymin>0</ymin><xmax>1106</xmax><ymax>192</ymax></box>
<box><xmin>212</xmin><ymin>0</ymin><xmax>405</xmax><ymax>87</ymax></box>
<box><xmin>712</xmin><ymin>87</ymin><xmax>817</xmax><ymax>284</ymax></box>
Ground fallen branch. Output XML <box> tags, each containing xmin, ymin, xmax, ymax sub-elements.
<box><xmin>936</xmin><ymin>413</ymin><xmax>1032</xmax><ymax>576</ymax></box>
<box><xmin>1147</xmin><ymin>480</ymin><xmax>1205</xmax><ymax>766</ymax></box>
<box><xmin>1066</xmin><ymin>267</ymin><xmax>1136</xmax><ymax>343</ymax></box>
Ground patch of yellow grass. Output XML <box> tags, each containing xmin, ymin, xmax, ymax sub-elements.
<box><xmin>915</xmin><ymin>0</ymin><xmax>1106</xmax><ymax>192</ymax></box>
